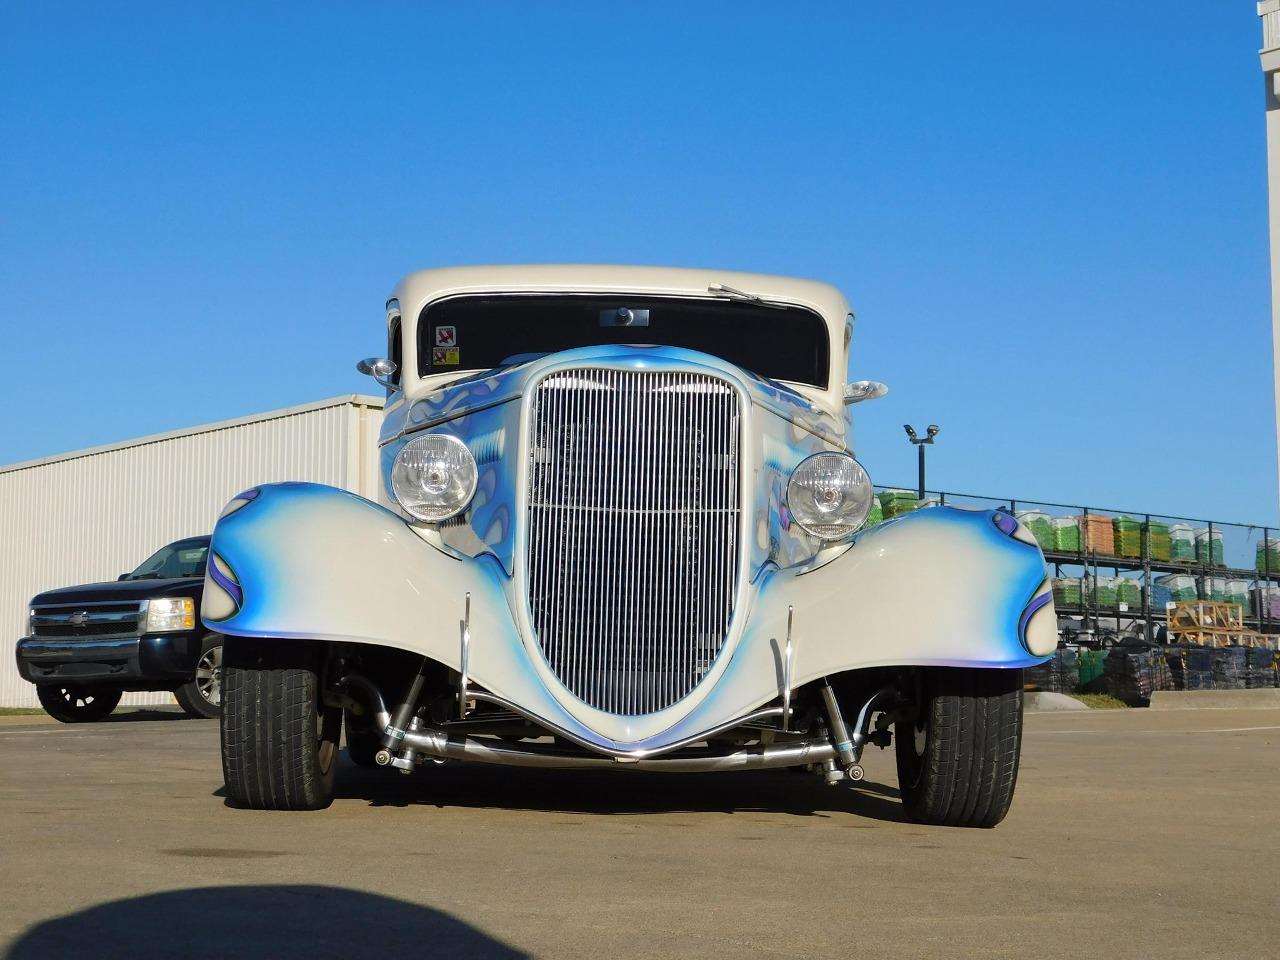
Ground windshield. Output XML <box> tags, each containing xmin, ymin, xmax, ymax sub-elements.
<box><xmin>417</xmin><ymin>294</ymin><xmax>830</xmax><ymax>387</ymax></box>
<box><xmin>125</xmin><ymin>537</ymin><xmax>210</xmax><ymax>580</ymax></box>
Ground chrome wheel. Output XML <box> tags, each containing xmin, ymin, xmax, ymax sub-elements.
<box><xmin>195</xmin><ymin>644</ymin><xmax>222</xmax><ymax>707</ymax></box>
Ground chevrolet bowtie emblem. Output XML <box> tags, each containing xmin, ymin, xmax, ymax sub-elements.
<box><xmin>69</xmin><ymin>611</ymin><xmax>89</xmax><ymax>627</ymax></box>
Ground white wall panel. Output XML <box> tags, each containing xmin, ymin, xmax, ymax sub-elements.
<box><xmin>0</xmin><ymin>396</ymin><xmax>384</xmax><ymax>707</ymax></box>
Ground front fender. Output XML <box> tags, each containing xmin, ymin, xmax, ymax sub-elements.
<box><xmin>204</xmin><ymin>484</ymin><xmax>1052</xmax><ymax>755</ymax></box>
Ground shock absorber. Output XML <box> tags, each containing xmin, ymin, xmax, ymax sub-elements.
<box><xmin>820</xmin><ymin>679</ymin><xmax>863</xmax><ymax>781</ymax></box>
<box><xmin>377</xmin><ymin>654</ymin><xmax>432</xmax><ymax>765</ymax></box>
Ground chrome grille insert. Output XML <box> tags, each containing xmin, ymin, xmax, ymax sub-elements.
<box><xmin>526</xmin><ymin>368</ymin><xmax>741</xmax><ymax>715</ymax></box>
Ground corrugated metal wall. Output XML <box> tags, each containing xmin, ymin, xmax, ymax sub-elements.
<box><xmin>0</xmin><ymin>396</ymin><xmax>384</xmax><ymax>707</ymax></box>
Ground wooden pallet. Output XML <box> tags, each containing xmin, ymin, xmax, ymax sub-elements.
<box><xmin>1172</xmin><ymin>629</ymin><xmax>1270</xmax><ymax>649</ymax></box>
<box><xmin>1166</xmin><ymin>600</ymin><xmax>1243</xmax><ymax>632</ymax></box>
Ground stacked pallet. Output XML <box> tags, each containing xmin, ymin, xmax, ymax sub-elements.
<box><xmin>1104</xmin><ymin>645</ymin><xmax>1173</xmax><ymax>705</ymax></box>
<box><xmin>1246</xmin><ymin>647</ymin><xmax>1279</xmax><ymax>688</ymax></box>
<box><xmin>1165</xmin><ymin>646</ymin><xmax>1214</xmax><ymax>691</ymax></box>
<box><xmin>878</xmin><ymin>489</ymin><xmax>918</xmax><ymax>519</ymax></box>
<box><xmin>1116</xmin><ymin>578</ymin><xmax>1142</xmax><ymax>610</ymax></box>
<box><xmin>1211</xmin><ymin>647</ymin><xmax>1250</xmax><ymax>690</ymax></box>
<box><xmin>1051</xmin><ymin>517</ymin><xmax>1081</xmax><ymax>552</ymax></box>
<box><xmin>1225</xmin><ymin>579</ymin><xmax>1252</xmax><ymax>615</ymax></box>
<box><xmin>1151</xmin><ymin>574</ymin><xmax>1197</xmax><ymax>609</ymax></box>
<box><xmin>1025</xmin><ymin>648</ymin><xmax>1080</xmax><ymax>694</ymax></box>
<box><xmin>1170</xmin><ymin>524</ymin><xmax>1196</xmax><ymax>561</ymax></box>
<box><xmin>1080</xmin><ymin>514</ymin><xmax>1115</xmax><ymax>555</ymax></box>
<box><xmin>1200</xmin><ymin>576</ymin><xmax>1229</xmax><ymax>603</ymax></box>
<box><xmin>1257</xmin><ymin>538</ymin><xmax>1280</xmax><ymax>574</ymax></box>
<box><xmin>1255</xmin><ymin>585</ymin><xmax>1280</xmax><ymax>620</ymax></box>
<box><xmin>1147</xmin><ymin>520</ymin><xmax>1172</xmax><ymax>562</ymax></box>
<box><xmin>1195</xmin><ymin>528</ymin><xmax>1224</xmax><ymax>567</ymax></box>
<box><xmin>1077</xmin><ymin>649</ymin><xmax>1108</xmax><ymax>692</ymax></box>
<box><xmin>1113</xmin><ymin>516</ymin><xmax>1143</xmax><ymax>558</ymax></box>
<box><xmin>1014</xmin><ymin>510</ymin><xmax>1054</xmax><ymax>551</ymax></box>
<box><xmin>1088</xmin><ymin>575</ymin><xmax>1118</xmax><ymax>609</ymax></box>
<box><xmin>1052</xmin><ymin>577</ymin><xmax>1082</xmax><ymax>608</ymax></box>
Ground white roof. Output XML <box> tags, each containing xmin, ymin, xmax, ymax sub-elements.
<box><xmin>389</xmin><ymin>264</ymin><xmax>853</xmax><ymax>410</ymax></box>
<box><xmin>0</xmin><ymin>394</ymin><xmax>385</xmax><ymax>475</ymax></box>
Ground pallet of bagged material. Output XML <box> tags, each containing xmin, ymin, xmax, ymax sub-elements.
<box><xmin>1165</xmin><ymin>646</ymin><xmax>1214</xmax><ymax>691</ymax></box>
<box><xmin>1211</xmin><ymin>647</ymin><xmax>1250</xmax><ymax>690</ymax></box>
<box><xmin>1080</xmin><ymin>514</ymin><xmax>1115</xmax><ymax>555</ymax></box>
<box><xmin>1245</xmin><ymin>647</ymin><xmax>1279</xmax><ymax>688</ymax></box>
<box><xmin>1104</xmin><ymin>645</ymin><xmax>1173</xmax><ymax>705</ymax></box>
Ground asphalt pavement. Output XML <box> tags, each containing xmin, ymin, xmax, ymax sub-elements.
<box><xmin>1</xmin><ymin>705</ymin><xmax>1277</xmax><ymax>959</ymax></box>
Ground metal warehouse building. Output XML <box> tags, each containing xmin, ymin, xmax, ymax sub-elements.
<box><xmin>0</xmin><ymin>395</ymin><xmax>384</xmax><ymax>708</ymax></box>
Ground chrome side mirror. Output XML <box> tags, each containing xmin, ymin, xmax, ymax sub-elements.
<box><xmin>843</xmin><ymin>380</ymin><xmax>888</xmax><ymax>404</ymax></box>
<box><xmin>357</xmin><ymin>357</ymin><xmax>399</xmax><ymax>392</ymax></box>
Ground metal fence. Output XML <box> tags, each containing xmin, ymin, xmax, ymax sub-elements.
<box><xmin>872</xmin><ymin>485</ymin><xmax>1280</xmax><ymax>642</ymax></box>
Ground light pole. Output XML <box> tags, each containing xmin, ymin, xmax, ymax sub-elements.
<box><xmin>903</xmin><ymin>424</ymin><xmax>940</xmax><ymax>500</ymax></box>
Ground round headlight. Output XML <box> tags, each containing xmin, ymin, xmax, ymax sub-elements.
<box><xmin>391</xmin><ymin>433</ymin><xmax>478</xmax><ymax>522</ymax></box>
<box><xmin>786</xmin><ymin>452</ymin><xmax>874</xmax><ymax>540</ymax></box>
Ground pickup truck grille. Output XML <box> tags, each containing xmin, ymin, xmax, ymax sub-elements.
<box><xmin>526</xmin><ymin>368</ymin><xmax>741</xmax><ymax>716</ymax></box>
<box><xmin>29</xmin><ymin>601</ymin><xmax>143</xmax><ymax>639</ymax></box>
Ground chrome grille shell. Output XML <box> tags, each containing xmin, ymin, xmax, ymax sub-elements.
<box><xmin>524</xmin><ymin>367</ymin><xmax>742</xmax><ymax>716</ymax></box>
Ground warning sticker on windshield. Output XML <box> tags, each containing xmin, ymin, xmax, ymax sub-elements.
<box><xmin>434</xmin><ymin>325</ymin><xmax>457</xmax><ymax>346</ymax></box>
<box><xmin>432</xmin><ymin>347</ymin><xmax>460</xmax><ymax>366</ymax></box>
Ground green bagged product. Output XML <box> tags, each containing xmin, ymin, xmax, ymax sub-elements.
<box><xmin>1116</xmin><ymin>578</ymin><xmax>1141</xmax><ymax>609</ymax></box>
<box><xmin>878</xmin><ymin>489</ymin><xmax>918</xmax><ymax>519</ymax></box>
<box><xmin>1078</xmin><ymin>649</ymin><xmax>1107</xmax><ymax>692</ymax></box>
<box><xmin>1015</xmin><ymin>510</ymin><xmax>1054</xmax><ymax>550</ymax></box>
<box><xmin>1147</xmin><ymin>520</ymin><xmax>1171</xmax><ymax>562</ymax></box>
<box><xmin>1225</xmin><ymin>579</ymin><xmax>1251</xmax><ymax>615</ymax></box>
<box><xmin>1195</xmin><ymin>527</ymin><xmax>1224</xmax><ymax>567</ymax></box>
<box><xmin>1151</xmin><ymin>574</ymin><xmax>1197</xmax><ymax>608</ymax></box>
<box><xmin>1257</xmin><ymin>538</ymin><xmax>1280</xmax><ymax>575</ymax></box>
<box><xmin>1170</xmin><ymin>524</ymin><xmax>1195</xmax><ymax>562</ymax></box>
<box><xmin>1113</xmin><ymin>516</ymin><xmax>1143</xmax><ymax>558</ymax></box>
<box><xmin>865</xmin><ymin>500</ymin><xmax>883</xmax><ymax>527</ymax></box>
<box><xmin>1050</xmin><ymin>517</ymin><xmax>1080</xmax><ymax>552</ymax></box>
<box><xmin>1200</xmin><ymin>576</ymin><xmax>1228</xmax><ymax>603</ymax></box>
<box><xmin>1052</xmin><ymin>577</ymin><xmax>1082</xmax><ymax>608</ymax></box>
<box><xmin>1089</xmin><ymin>576</ymin><xmax>1117</xmax><ymax>609</ymax></box>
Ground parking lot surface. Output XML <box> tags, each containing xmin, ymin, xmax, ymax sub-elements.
<box><xmin>1</xmin><ymin>705</ymin><xmax>1277</xmax><ymax>959</ymax></box>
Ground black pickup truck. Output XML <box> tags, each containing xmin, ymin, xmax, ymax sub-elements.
<box><xmin>15</xmin><ymin>536</ymin><xmax>223</xmax><ymax>722</ymax></box>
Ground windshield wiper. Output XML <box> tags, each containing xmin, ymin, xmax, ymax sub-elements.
<box><xmin>707</xmin><ymin>282</ymin><xmax>787</xmax><ymax>310</ymax></box>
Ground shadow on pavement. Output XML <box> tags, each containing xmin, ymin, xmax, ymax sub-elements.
<box><xmin>5</xmin><ymin>885</ymin><xmax>525</xmax><ymax>960</ymax></box>
<box><xmin>331</xmin><ymin>751</ymin><xmax>907</xmax><ymax>821</ymax></box>
<box><xmin>103</xmin><ymin>708</ymin><xmax>194</xmax><ymax>723</ymax></box>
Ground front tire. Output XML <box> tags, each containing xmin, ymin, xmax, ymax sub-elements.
<box><xmin>895</xmin><ymin>667</ymin><xmax>1024</xmax><ymax>828</ymax></box>
<box><xmin>174</xmin><ymin>635</ymin><xmax>223</xmax><ymax>719</ymax></box>
<box><xmin>37</xmin><ymin>685</ymin><xmax>122</xmax><ymax>723</ymax></box>
<box><xmin>220</xmin><ymin>637</ymin><xmax>341</xmax><ymax>810</ymax></box>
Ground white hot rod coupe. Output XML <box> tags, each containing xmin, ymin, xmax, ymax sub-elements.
<box><xmin>205</xmin><ymin>265</ymin><xmax>1055</xmax><ymax>825</ymax></box>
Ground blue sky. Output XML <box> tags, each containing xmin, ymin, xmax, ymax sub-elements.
<box><xmin>2</xmin><ymin>2</ymin><xmax>1276</xmax><ymax>525</ymax></box>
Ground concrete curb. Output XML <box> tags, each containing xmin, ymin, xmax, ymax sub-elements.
<box><xmin>1149</xmin><ymin>689</ymin><xmax>1280</xmax><ymax>710</ymax></box>
<box><xmin>1025</xmin><ymin>692</ymin><xmax>1090</xmax><ymax>712</ymax></box>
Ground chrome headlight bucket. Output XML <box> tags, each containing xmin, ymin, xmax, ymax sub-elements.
<box><xmin>391</xmin><ymin>433</ymin><xmax>478</xmax><ymax>522</ymax></box>
<box><xmin>786</xmin><ymin>452</ymin><xmax>874</xmax><ymax>540</ymax></box>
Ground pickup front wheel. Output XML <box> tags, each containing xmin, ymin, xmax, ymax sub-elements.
<box><xmin>895</xmin><ymin>667</ymin><xmax>1024</xmax><ymax>828</ymax></box>
<box><xmin>36</xmin><ymin>685</ymin><xmax>122</xmax><ymax>723</ymax></box>
<box><xmin>174</xmin><ymin>635</ymin><xmax>223</xmax><ymax>719</ymax></box>
<box><xmin>220</xmin><ymin>638</ymin><xmax>341</xmax><ymax>810</ymax></box>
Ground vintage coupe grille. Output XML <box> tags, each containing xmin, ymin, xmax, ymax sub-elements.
<box><xmin>526</xmin><ymin>368</ymin><xmax>742</xmax><ymax>716</ymax></box>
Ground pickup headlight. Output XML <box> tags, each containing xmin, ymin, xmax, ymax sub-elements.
<box><xmin>787</xmin><ymin>452</ymin><xmax>874</xmax><ymax>540</ymax></box>
<box><xmin>142</xmin><ymin>597</ymin><xmax>196</xmax><ymax>633</ymax></box>
<box><xmin>391</xmin><ymin>433</ymin><xmax>478</xmax><ymax>521</ymax></box>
